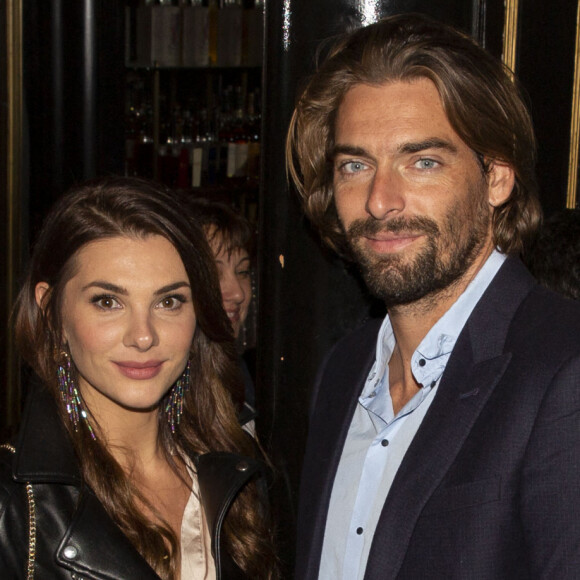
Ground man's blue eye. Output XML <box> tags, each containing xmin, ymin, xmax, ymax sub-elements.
<box><xmin>343</xmin><ymin>161</ymin><xmax>366</xmax><ymax>173</ymax></box>
<box><xmin>417</xmin><ymin>159</ymin><xmax>437</xmax><ymax>169</ymax></box>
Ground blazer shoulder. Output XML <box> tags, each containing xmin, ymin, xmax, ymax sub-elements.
<box><xmin>310</xmin><ymin>318</ymin><xmax>382</xmax><ymax>414</ymax></box>
<box><xmin>511</xmin><ymin>285</ymin><xmax>580</xmax><ymax>354</ymax></box>
<box><xmin>327</xmin><ymin>318</ymin><xmax>382</xmax><ymax>361</ymax></box>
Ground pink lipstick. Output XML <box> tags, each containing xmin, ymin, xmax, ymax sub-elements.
<box><xmin>114</xmin><ymin>361</ymin><xmax>163</xmax><ymax>380</ymax></box>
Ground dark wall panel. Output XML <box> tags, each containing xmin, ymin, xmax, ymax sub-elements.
<box><xmin>517</xmin><ymin>1</ymin><xmax>578</xmax><ymax>214</ymax></box>
<box><xmin>24</xmin><ymin>0</ymin><xmax>125</xmax><ymax>235</ymax></box>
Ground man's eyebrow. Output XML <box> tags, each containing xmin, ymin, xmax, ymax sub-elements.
<box><xmin>330</xmin><ymin>139</ymin><xmax>458</xmax><ymax>160</ymax></box>
<box><xmin>330</xmin><ymin>144</ymin><xmax>370</xmax><ymax>159</ymax></box>
<box><xmin>398</xmin><ymin>138</ymin><xmax>458</xmax><ymax>155</ymax></box>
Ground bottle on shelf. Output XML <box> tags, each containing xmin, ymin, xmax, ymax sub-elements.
<box><xmin>182</xmin><ymin>0</ymin><xmax>209</xmax><ymax>67</ymax></box>
<box><xmin>134</xmin><ymin>0</ymin><xmax>182</xmax><ymax>67</ymax></box>
<box><xmin>217</xmin><ymin>0</ymin><xmax>244</xmax><ymax>67</ymax></box>
<box><xmin>125</xmin><ymin>0</ymin><xmax>263</xmax><ymax>195</ymax></box>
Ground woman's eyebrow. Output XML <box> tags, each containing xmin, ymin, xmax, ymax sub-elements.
<box><xmin>81</xmin><ymin>281</ymin><xmax>127</xmax><ymax>294</ymax></box>
<box><xmin>153</xmin><ymin>282</ymin><xmax>191</xmax><ymax>296</ymax></box>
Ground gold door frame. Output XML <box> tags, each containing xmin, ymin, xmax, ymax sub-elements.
<box><xmin>502</xmin><ymin>0</ymin><xmax>519</xmax><ymax>76</ymax></box>
<box><xmin>567</xmin><ymin>1</ymin><xmax>580</xmax><ymax>208</ymax></box>
<box><xmin>3</xmin><ymin>0</ymin><xmax>23</xmax><ymax>431</ymax></box>
<box><xmin>503</xmin><ymin>0</ymin><xmax>579</xmax><ymax>209</ymax></box>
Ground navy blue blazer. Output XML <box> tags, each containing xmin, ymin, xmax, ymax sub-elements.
<box><xmin>296</xmin><ymin>257</ymin><xmax>580</xmax><ymax>579</ymax></box>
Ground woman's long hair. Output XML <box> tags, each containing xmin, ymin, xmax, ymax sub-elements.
<box><xmin>14</xmin><ymin>176</ymin><xmax>277</xmax><ymax>578</ymax></box>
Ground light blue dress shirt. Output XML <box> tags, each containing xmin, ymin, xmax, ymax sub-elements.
<box><xmin>318</xmin><ymin>250</ymin><xmax>506</xmax><ymax>580</ymax></box>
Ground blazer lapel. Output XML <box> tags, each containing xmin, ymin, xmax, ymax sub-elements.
<box><xmin>297</xmin><ymin>320</ymin><xmax>382</xmax><ymax>579</ymax></box>
<box><xmin>364</xmin><ymin>257</ymin><xmax>536</xmax><ymax>579</ymax></box>
<box><xmin>364</xmin><ymin>346</ymin><xmax>512</xmax><ymax>578</ymax></box>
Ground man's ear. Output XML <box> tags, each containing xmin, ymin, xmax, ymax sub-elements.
<box><xmin>487</xmin><ymin>161</ymin><xmax>515</xmax><ymax>208</ymax></box>
<box><xmin>35</xmin><ymin>282</ymin><xmax>51</xmax><ymax>310</ymax></box>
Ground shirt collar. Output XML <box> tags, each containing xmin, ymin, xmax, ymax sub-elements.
<box><xmin>367</xmin><ymin>249</ymin><xmax>506</xmax><ymax>393</ymax></box>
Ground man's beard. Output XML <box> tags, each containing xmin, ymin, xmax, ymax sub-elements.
<box><xmin>343</xmin><ymin>194</ymin><xmax>490</xmax><ymax>308</ymax></box>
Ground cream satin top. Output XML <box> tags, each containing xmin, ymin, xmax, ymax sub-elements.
<box><xmin>180</xmin><ymin>461</ymin><xmax>216</xmax><ymax>580</ymax></box>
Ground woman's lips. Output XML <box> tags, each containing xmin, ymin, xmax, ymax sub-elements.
<box><xmin>114</xmin><ymin>361</ymin><xmax>164</xmax><ymax>380</ymax></box>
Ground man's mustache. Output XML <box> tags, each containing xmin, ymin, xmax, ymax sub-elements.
<box><xmin>346</xmin><ymin>216</ymin><xmax>440</xmax><ymax>238</ymax></box>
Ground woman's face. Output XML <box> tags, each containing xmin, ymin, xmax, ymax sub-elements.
<box><xmin>38</xmin><ymin>235</ymin><xmax>197</xmax><ymax>420</ymax></box>
<box><xmin>210</xmin><ymin>234</ymin><xmax>252</xmax><ymax>339</ymax></box>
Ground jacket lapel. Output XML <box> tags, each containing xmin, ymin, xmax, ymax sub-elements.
<box><xmin>56</xmin><ymin>490</ymin><xmax>160</xmax><ymax>579</ymax></box>
<box><xmin>364</xmin><ymin>257</ymin><xmax>536</xmax><ymax>578</ymax></box>
<box><xmin>196</xmin><ymin>451</ymin><xmax>262</xmax><ymax>580</ymax></box>
<box><xmin>14</xmin><ymin>383</ymin><xmax>81</xmax><ymax>485</ymax></box>
<box><xmin>296</xmin><ymin>319</ymin><xmax>382</xmax><ymax>579</ymax></box>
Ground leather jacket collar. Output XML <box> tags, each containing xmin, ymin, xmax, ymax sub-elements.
<box><xmin>13</xmin><ymin>385</ymin><xmax>81</xmax><ymax>485</ymax></box>
<box><xmin>5</xmin><ymin>385</ymin><xmax>262</xmax><ymax>579</ymax></box>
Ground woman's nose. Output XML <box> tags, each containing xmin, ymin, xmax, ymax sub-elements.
<box><xmin>123</xmin><ymin>311</ymin><xmax>158</xmax><ymax>350</ymax></box>
<box><xmin>221</xmin><ymin>273</ymin><xmax>245</xmax><ymax>305</ymax></box>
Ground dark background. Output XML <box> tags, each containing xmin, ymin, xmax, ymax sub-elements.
<box><xmin>1</xmin><ymin>0</ymin><xmax>579</xmax><ymax>575</ymax></box>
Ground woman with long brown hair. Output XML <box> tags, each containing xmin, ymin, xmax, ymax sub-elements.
<box><xmin>0</xmin><ymin>176</ymin><xmax>277</xmax><ymax>579</ymax></box>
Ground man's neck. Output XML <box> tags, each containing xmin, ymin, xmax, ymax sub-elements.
<box><xmin>386</xmin><ymin>243</ymin><xmax>495</xmax><ymax>412</ymax></box>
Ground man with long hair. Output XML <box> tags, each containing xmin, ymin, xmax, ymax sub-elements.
<box><xmin>287</xmin><ymin>14</ymin><xmax>580</xmax><ymax>579</ymax></box>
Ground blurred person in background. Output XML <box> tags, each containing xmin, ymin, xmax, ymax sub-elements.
<box><xmin>526</xmin><ymin>208</ymin><xmax>580</xmax><ymax>300</ymax></box>
<box><xmin>185</xmin><ymin>198</ymin><xmax>258</xmax><ymax>429</ymax></box>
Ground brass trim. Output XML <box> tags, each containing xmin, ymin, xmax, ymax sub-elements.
<box><xmin>1</xmin><ymin>444</ymin><xmax>35</xmax><ymax>577</ymax></box>
<box><xmin>566</xmin><ymin>1</ymin><xmax>580</xmax><ymax>209</ymax></box>
<box><xmin>502</xmin><ymin>0</ymin><xmax>520</xmax><ymax>75</ymax></box>
<box><xmin>0</xmin><ymin>445</ymin><xmax>35</xmax><ymax>577</ymax></box>
<box><xmin>6</xmin><ymin>0</ymin><xmax>23</xmax><ymax>427</ymax></box>
<box><xmin>26</xmin><ymin>483</ymin><xmax>37</xmax><ymax>579</ymax></box>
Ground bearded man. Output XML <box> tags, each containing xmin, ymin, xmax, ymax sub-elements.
<box><xmin>287</xmin><ymin>13</ymin><xmax>580</xmax><ymax>580</ymax></box>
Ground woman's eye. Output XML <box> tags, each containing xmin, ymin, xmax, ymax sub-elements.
<box><xmin>415</xmin><ymin>158</ymin><xmax>439</xmax><ymax>170</ymax></box>
<box><xmin>236</xmin><ymin>269</ymin><xmax>251</xmax><ymax>279</ymax></box>
<box><xmin>158</xmin><ymin>295</ymin><xmax>186</xmax><ymax>310</ymax></box>
<box><xmin>91</xmin><ymin>295</ymin><xmax>121</xmax><ymax>310</ymax></box>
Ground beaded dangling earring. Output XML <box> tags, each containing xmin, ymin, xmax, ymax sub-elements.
<box><xmin>166</xmin><ymin>360</ymin><xmax>191</xmax><ymax>433</ymax></box>
<box><xmin>57</xmin><ymin>350</ymin><xmax>96</xmax><ymax>440</ymax></box>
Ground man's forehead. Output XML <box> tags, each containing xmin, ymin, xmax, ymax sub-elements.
<box><xmin>335</xmin><ymin>79</ymin><xmax>454</xmax><ymax>144</ymax></box>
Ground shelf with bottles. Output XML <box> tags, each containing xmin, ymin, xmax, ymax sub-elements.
<box><xmin>125</xmin><ymin>67</ymin><xmax>262</xmax><ymax>195</ymax></box>
<box><xmin>125</xmin><ymin>0</ymin><xmax>264</xmax><ymax>70</ymax></box>
<box><xmin>124</xmin><ymin>0</ymin><xmax>263</xmax><ymax>217</ymax></box>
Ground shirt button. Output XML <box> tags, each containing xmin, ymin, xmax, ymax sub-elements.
<box><xmin>63</xmin><ymin>545</ymin><xmax>79</xmax><ymax>560</ymax></box>
<box><xmin>381</xmin><ymin>439</ymin><xmax>389</xmax><ymax>447</ymax></box>
<box><xmin>356</xmin><ymin>527</ymin><xmax>363</xmax><ymax>535</ymax></box>
<box><xmin>236</xmin><ymin>461</ymin><xmax>249</xmax><ymax>472</ymax></box>
<box><xmin>419</xmin><ymin>358</ymin><xmax>426</xmax><ymax>367</ymax></box>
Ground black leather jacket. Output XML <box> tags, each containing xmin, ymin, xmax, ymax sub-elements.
<box><xmin>0</xmin><ymin>387</ymin><xmax>263</xmax><ymax>579</ymax></box>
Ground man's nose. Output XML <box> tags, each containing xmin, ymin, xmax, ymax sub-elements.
<box><xmin>365</xmin><ymin>167</ymin><xmax>406</xmax><ymax>220</ymax></box>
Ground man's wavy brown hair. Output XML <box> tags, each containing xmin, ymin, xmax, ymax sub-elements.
<box><xmin>287</xmin><ymin>13</ymin><xmax>542</xmax><ymax>256</ymax></box>
<box><xmin>14</xmin><ymin>176</ymin><xmax>277</xmax><ymax>579</ymax></box>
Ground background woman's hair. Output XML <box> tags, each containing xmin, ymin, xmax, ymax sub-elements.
<box><xmin>184</xmin><ymin>197</ymin><xmax>255</xmax><ymax>259</ymax></box>
<box><xmin>13</xmin><ymin>176</ymin><xmax>277</xmax><ymax>579</ymax></box>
